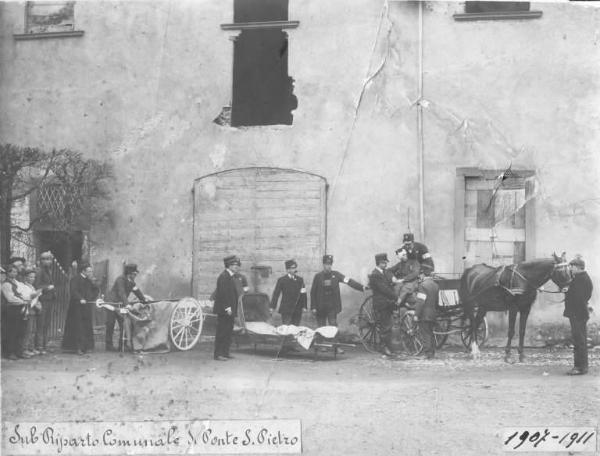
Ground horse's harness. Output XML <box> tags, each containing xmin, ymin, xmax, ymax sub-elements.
<box><xmin>499</xmin><ymin>262</ymin><xmax>570</xmax><ymax>297</ymax></box>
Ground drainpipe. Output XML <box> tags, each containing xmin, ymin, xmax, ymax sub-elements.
<box><xmin>417</xmin><ymin>0</ymin><xmax>425</xmax><ymax>241</ymax></box>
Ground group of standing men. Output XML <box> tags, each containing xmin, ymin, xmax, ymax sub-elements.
<box><xmin>1</xmin><ymin>253</ymin><xmax>56</xmax><ymax>360</ymax></box>
<box><xmin>1</xmin><ymin>255</ymin><xmax>149</xmax><ymax>358</ymax></box>
<box><xmin>211</xmin><ymin>254</ymin><xmax>367</xmax><ymax>361</ymax></box>
<box><xmin>211</xmin><ymin>232</ymin><xmax>437</xmax><ymax>361</ymax></box>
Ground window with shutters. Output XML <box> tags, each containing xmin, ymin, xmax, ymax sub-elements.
<box><xmin>454</xmin><ymin>168</ymin><xmax>536</xmax><ymax>271</ymax></box>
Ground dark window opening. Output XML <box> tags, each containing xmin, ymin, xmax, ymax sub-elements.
<box><xmin>234</xmin><ymin>0</ymin><xmax>288</xmax><ymax>23</ymax></box>
<box><xmin>465</xmin><ymin>2</ymin><xmax>530</xmax><ymax>13</ymax></box>
<box><xmin>454</xmin><ymin>1</ymin><xmax>542</xmax><ymax>21</ymax></box>
<box><xmin>229</xmin><ymin>0</ymin><xmax>297</xmax><ymax>127</ymax></box>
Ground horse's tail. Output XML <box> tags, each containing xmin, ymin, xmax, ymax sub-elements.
<box><xmin>459</xmin><ymin>267</ymin><xmax>475</xmax><ymax>322</ymax></box>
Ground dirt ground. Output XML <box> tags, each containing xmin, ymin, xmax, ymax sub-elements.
<box><xmin>2</xmin><ymin>341</ymin><xmax>599</xmax><ymax>456</ymax></box>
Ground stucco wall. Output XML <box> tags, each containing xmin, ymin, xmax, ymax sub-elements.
<box><xmin>1</xmin><ymin>1</ymin><xmax>598</xmax><ymax>335</ymax></box>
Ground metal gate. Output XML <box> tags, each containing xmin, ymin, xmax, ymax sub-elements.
<box><xmin>47</xmin><ymin>257</ymin><xmax>71</xmax><ymax>342</ymax></box>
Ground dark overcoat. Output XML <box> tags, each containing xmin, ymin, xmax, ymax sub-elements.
<box><xmin>310</xmin><ymin>270</ymin><xmax>363</xmax><ymax>315</ymax></box>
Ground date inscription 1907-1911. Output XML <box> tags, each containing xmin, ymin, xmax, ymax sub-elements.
<box><xmin>503</xmin><ymin>427</ymin><xmax>596</xmax><ymax>452</ymax></box>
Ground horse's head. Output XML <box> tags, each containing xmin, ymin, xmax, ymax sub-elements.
<box><xmin>551</xmin><ymin>252</ymin><xmax>572</xmax><ymax>290</ymax></box>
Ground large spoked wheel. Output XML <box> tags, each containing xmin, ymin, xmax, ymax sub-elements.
<box><xmin>357</xmin><ymin>295</ymin><xmax>381</xmax><ymax>354</ymax></box>
<box><xmin>460</xmin><ymin>316</ymin><xmax>488</xmax><ymax>349</ymax></box>
<box><xmin>433</xmin><ymin>317</ymin><xmax>450</xmax><ymax>349</ymax></box>
<box><xmin>169</xmin><ymin>297</ymin><xmax>204</xmax><ymax>351</ymax></box>
<box><xmin>400</xmin><ymin>311</ymin><xmax>423</xmax><ymax>356</ymax></box>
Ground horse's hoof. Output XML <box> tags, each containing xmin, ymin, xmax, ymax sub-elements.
<box><xmin>504</xmin><ymin>356</ymin><xmax>511</xmax><ymax>363</ymax></box>
<box><xmin>519</xmin><ymin>355</ymin><xmax>525</xmax><ymax>363</ymax></box>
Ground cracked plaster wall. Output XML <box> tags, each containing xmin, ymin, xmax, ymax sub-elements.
<box><xmin>0</xmin><ymin>1</ymin><xmax>598</xmax><ymax>332</ymax></box>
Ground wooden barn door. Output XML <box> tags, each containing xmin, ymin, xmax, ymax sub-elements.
<box><xmin>193</xmin><ymin>168</ymin><xmax>327</xmax><ymax>298</ymax></box>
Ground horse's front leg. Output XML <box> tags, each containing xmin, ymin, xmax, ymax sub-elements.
<box><xmin>505</xmin><ymin>306</ymin><xmax>517</xmax><ymax>363</ymax></box>
<box><xmin>518</xmin><ymin>310</ymin><xmax>530</xmax><ymax>363</ymax></box>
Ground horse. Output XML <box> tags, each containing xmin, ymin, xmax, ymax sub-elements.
<box><xmin>459</xmin><ymin>253</ymin><xmax>572</xmax><ymax>362</ymax></box>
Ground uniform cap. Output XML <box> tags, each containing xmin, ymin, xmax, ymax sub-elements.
<box><xmin>322</xmin><ymin>255</ymin><xmax>334</xmax><ymax>265</ymax></box>
<box><xmin>375</xmin><ymin>253</ymin><xmax>389</xmax><ymax>264</ymax></box>
<box><xmin>285</xmin><ymin>259</ymin><xmax>297</xmax><ymax>269</ymax></box>
<box><xmin>40</xmin><ymin>251</ymin><xmax>54</xmax><ymax>260</ymax></box>
<box><xmin>124</xmin><ymin>263</ymin><xmax>140</xmax><ymax>274</ymax></box>
<box><xmin>403</xmin><ymin>233</ymin><xmax>415</xmax><ymax>243</ymax></box>
<box><xmin>224</xmin><ymin>255</ymin><xmax>241</xmax><ymax>267</ymax></box>
<box><xmin>569</xmin><ymin>257</ymin><xmax>585</xmax><ymax>269</ymax></box>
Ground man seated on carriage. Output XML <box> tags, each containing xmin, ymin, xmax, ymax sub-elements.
<box><xmin>387</xmin><ymin>247</ymin><xmax>420</xmax><ymax>308</ymax></box>
<box><xmin>402</xmin><ymin>232</ymin><xmax>434</xmax><ymax>273</ymax></box>
<box><xmin>105</xmin><ymin>263</ymin><xmax>148</xmax><ymax>352</ymax></box>
<box><xmin>413</xmin><ymin>263</ymin><xmax>439</xmax><ymax>359</ymax></box>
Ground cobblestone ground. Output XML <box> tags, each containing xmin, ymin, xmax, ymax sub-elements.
<box><xmin>2</xmin><ymin>342</ymin><xmax>599</xmax><ymax>456</ymax></box>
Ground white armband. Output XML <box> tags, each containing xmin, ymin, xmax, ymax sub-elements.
<box><xmin>343</xmin><ymin>277</ymin><xmax>349</xmax><ymax>284</ymax></box>
<box><xmin>300</xmin><ymin>287</ymin><xmax>306</xmax><ymax>294</ymax></box>
<box><xmin>132</xmin><ymin>286</ymin><xmax>139</xmax><ymax>291</ymax></box>
<box><xmin>422</xmin><ymin>253</ymin><xmax>431</xmax><ymax>259</ymax></box>
<box><xmin>416</xmin><ymin>292</ymin><xmax>427</xmax><ymax>300</ymax></box>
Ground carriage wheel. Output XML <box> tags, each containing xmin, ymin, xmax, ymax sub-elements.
<box><xmin>433</xmin><ymin>317</ymin><xmax>450</xmax><ymax>349</ymax></box>
<box><xmin>399</xmin><ymin>311</ymin><xmax>423</xmax><ymax>356</ymax></box>
<box><xmin>460</xmin><ymin>316</ymin><xmax>488</xmax><ymax>349</ymax></box>
<box><xmin>169</xmin><ymin>297</ymin><xmax>204</xmax><ymax>351</ymax></box>
<box><xmin>357</xmin><ymin>296</ymin><xmax>381</xmax><ymax>354</ymax></box>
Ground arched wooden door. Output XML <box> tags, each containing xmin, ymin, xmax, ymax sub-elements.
<box><xmin>193</xmin><ymin>168</ymin><xmax>327</xmax><ymax>298</ymax></box>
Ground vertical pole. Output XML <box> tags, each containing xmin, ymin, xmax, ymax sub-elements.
<box><xmin>417</xmin><ymin>0</ymin><xmax>425</xmax><ymax>241</ymax></box>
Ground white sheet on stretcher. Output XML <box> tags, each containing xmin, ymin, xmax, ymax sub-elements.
<box><xmin>243</xmin><ymin>322</ymin><xmax>338</xmax><ymax>350</ymax></box>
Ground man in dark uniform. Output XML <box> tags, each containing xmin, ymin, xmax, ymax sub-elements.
<box><xmin>105</xmin><ymin>263</ymin><xmax>147</xmax><ymax>351</ymax></box>
<box><xmin>213</xmin><ymin>255</ymin><xmax>241</xmax><ymax>361</ymax></box>
<box><xmin>564</xmin><ymin>256</ymin><xmax>593</xmax><ymax>375</ymax></box>
<box><xmin>402</xmin><ymin>233</ymin><xmax>434</xmax><ymax>272</ymax></box>
<box><xmin>311</xmin><ymin>254</ymin><xmax>365</xmax><ymax>327</ymax></box>
<box><xmin>369</xmin><ymin>253</ymin><xmax>400</xmax><ymax>357</ymax></box>
<box><xmin>270</xmin><ymin>259</ymin><xmax>307</xmax><ymax>326</ymax></box>
<box><xmin>414</xmin><ymin>263</ymin><xmax>439</xmax><ymax>359</ymax></box>
<box><xmin>388</xmin><ymin>247</ymin><xmax>420</xmax><ymax>307</ymax></box>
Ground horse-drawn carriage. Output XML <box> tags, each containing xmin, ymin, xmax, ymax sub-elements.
<box><xmin>356</xmin><ymin>274</ymin><xmax>488</xmax><ymax>355</ymax></box>
<box><xmin>356</xmin><ymin>253</ymin><xmax>572</xmax><ymax>359</ymax></box>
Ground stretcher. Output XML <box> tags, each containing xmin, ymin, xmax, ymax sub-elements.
<box><xmin>235</xmin><ymin>293</ymin><xmax>355</xmax><ymax>360</ymax></box>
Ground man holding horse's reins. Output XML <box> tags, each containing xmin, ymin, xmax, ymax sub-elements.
<box><xmin>105</xmin><ymin>263</ymin><xmax>148</xmax><ymax>352</ymax></box>
<box><xmin>564</xmin><ymin>256</ymin><xmax>593</xmax><ymax>376</ymax></box>
<box><xmin>413</xmin><ymin>263</ymin><xmax>439</xmax><ymax>360</ymax></box>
